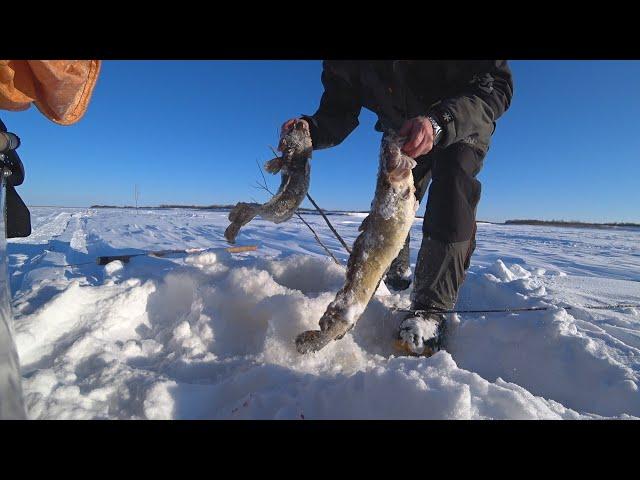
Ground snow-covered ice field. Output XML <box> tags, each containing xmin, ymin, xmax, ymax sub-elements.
<box><xmin>8</xmin><ymin>207</ymin><xmax>640</xmax><ymax>419</ymax></box>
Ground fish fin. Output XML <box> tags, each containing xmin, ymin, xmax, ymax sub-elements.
<box><xmin>264</xmin><ymin>157</ymin><xmax>284</xmax><ymax>174</ymax></box>
<box><xmin>387</xmin><ymin>155</ymin><xmax>417</xmax><ymax>184</ymax></box>
<box><xmin>400</xmin><ymin>185</ymin><xmax>413</xmax><ymax>200</ymax></box>
<box><xmin>358</xmin><ymin>215</ymin><xmax>371</xmax><ymax>232</ymax></box>
<box><xmin>295</xmin><ymin>330</ymin><xmax>330</xmax><ymax>354</ymax></box>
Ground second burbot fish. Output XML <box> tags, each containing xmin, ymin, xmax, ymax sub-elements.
<box><xmin>296</xmin><ymin>132</ymin><xmax>419</xmax><ymax>354</ymax></box>
<box><xmin>224</xmin><ymin>120</ymin><xmax>312</xmax><ymax>244</ymax></box>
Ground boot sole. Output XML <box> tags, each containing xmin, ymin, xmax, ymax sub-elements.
<box><xmin>393</xmin><ymin>339</ymin><xmax>436</xmax><ymax>357</ymax></box>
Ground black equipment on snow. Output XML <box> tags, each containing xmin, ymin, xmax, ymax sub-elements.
<box><xmin>95</xmin><ymin>245</ymin><xmax>258</xmax><ymax>266</ymax></box>
<box><xmin>0</xmin><ymin>119</ymin><xmax>31</xmax><ymax>238</ymax></box>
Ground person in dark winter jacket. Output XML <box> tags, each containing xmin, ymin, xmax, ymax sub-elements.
<box><xmin>281</xmin><ymin>60</ymin><xmax>513</xmax><ymax>356</ymax></box>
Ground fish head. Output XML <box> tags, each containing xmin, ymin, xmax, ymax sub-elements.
<box><xmin>382</xmin><ymin>133</ymin><xmax>417</xmax><ymax>185</ymax></box>
<box><xmin>278</xmin><ymin>120</ymin><xmax>313</xmax><ymax>159</ymax></box>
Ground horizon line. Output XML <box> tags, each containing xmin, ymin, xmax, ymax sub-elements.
<box><xmin>24</xmin><ymin>205</ymin><xmax>640</xmax><ymax>226</ymax></box>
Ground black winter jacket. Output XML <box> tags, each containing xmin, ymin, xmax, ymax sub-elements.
<box><xmin>302</xmin><ymin>60</ymin><xmax>513</xmax><ymax>155</ymax></box>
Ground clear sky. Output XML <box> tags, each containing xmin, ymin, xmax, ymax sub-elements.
<box><xmin>2</xmin><ymin>60</ymin><xmax>639</xmax><ymax>223</ymax></box>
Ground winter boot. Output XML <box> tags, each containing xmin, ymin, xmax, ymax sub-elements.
<box><xmin>395</xmin><ymin>310</ymin><xmax>447</xmax><ymax>357</ymax></box>
<box><xmin>385</xmin><ymin>270</ymin><xmax>412</xmax><ymax>291</ymax></box>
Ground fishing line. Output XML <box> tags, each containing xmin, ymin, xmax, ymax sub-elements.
<box><xmin>393</xmin><ymin>303</ymin><xmax>640</xmax><ymax>315</ymax></box>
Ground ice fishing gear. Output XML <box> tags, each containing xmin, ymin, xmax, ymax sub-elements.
<box><xmin>0</xmin><ymin>120</ymin><xmax>27</xmax><ymax>419</ymax></box>
<box><xmin>95</xmin><ymin>245</ymin><xmax>258</xmax><ymax>266</ymax></box>
<box><xmin>305</xmin><ymin>193</ymin><xmax>352</xmax><ymax>255</ymax></box>
<box><xmin>0</xmin><ymin>132</ymin><xmax>20</xmax><ymax>152</ymax></box>
<box><xmin>0</xmin><ymin>62</ymin><xmax>100</xmax><ymax>420</ymax></box>
<box><xmin>254</xmin><ymin>158</ymin><xmax>341</xmax><ymax>266</ymax></box>
<box><xmin>267</xmin><ymin>145</ymin><xmax>352</xmax><ymax>257</ymax></box>
<box><xmin>0</xmin><ymin>119</ymin><xmax>31</xmax><ymax>238</ymax></box>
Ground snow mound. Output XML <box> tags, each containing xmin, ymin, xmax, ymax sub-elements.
<box><xmin>452</xmin><ymin>261</ymin><xmax>640</xmax><ymax>417</ymax></box>
<box><xmin>9</xmin><ymin>208</ymin><xmax>640</xmax><ymax>419</ymax></box>
<box><xmin>13</xmin><ymin>253</ymin><xmax>630</xmax><ymax>419</ymax></box>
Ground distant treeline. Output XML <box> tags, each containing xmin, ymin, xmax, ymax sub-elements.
<box><xmin>87</xmin><ymin>207</ymin><xmax>637</xmax><ymax>228</ymax></box>
<box><xmin>90</xmin><ymin>204</ymin><xmax>236</xmax><ymax>210</ymax></box>
<box><xmin>89</xmin><ymin>204</ymin><xmax>371</xmax><ymax>215</ymax></box>
<box><xmin>505</xmin><ymin>219</ymin><xmax>640</xmax><ymax>229</ymax></box>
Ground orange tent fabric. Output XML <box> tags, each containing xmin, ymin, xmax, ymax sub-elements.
<box><xmin>0</xmin><ymin>60</ymin><xmax>101</xmax><ymax>125</ymax></box>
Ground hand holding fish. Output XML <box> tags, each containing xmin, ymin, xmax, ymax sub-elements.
<box><xmin>224</xmin><ymin>118</ymin><xmax>313</xmax><ymax>244</ymax></box>
<box><xmin>295</xmin><ymin>132</ymin><xmax>418</xmax><ymax>354</ymax></box>
<box><xmin>399</xmin><ymin>116</ymin><xmax>435</xmax><ymax>158</ymax></box>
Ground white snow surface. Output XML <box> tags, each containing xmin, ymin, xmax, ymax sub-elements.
<box><xmin>8</xmin><ymin>207</ymin><xmax>640</xmax><ymax>419</ymax></box>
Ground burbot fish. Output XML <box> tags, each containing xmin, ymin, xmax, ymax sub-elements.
<box><xmin>224</xmin><ymin>120</ymin><xmax>312</xmax><ymax>244</ymax></box>
<box><xmin>296</xmin><ymin>132</ymin><xmax>419</xmax><ymax>354</ymax></box>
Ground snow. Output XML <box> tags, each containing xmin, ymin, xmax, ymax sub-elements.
<box><xmin>7</xmin><ymin>207</ymin><xmax>640</xmax><ymax>419</ymax></box>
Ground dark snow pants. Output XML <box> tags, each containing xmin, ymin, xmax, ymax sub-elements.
<box><xmin>387</xmin><ymin>142</ymin><xmax>485</xmax><ymax>311</ymax></box>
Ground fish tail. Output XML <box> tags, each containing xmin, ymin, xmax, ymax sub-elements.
<box><xmin>225</xmin><ymin>202</ymin><xmax>260</xmax><ymax>243</ymax></box>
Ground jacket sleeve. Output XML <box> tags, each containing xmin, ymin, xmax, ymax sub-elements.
<box><xmin>302</xmin><ymin>61</ymin><xmax>362</xmax><ymax>150</ymax></box>
<box><xmin>428</xmin><ymin>60</ymin><xmax>514</xmax><ymax>149</ymax></box>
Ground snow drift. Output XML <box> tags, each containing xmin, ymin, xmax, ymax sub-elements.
<box><xmin>7</xmin><ymin>207</ymin><xmax>640</xmax><ymax>419</ymax></box>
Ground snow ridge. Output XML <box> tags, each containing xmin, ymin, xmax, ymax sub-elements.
<box><xmin>7</xmin><ymin>207</ymin><xmax>640</xmax><ymax>419</ymax></box>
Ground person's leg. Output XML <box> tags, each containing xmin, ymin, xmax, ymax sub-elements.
<box><xmin>384</xmin><ymin>156</ymin><xmax>432</xmax><ymax>290</ymax></box>
<box><xmin>398</xmin><ymin>143</ymin><xmax>484</xmax><ymax>355</ymax></box>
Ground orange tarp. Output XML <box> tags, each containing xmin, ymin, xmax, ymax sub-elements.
<box><xmin>0</xmin><ymin>60</ymin><xmax>101</xmax><ymax>125</ymax></box>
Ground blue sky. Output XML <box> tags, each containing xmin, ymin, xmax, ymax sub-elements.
<box><xmin>2</xmin><ymin>60</ymin><xmax>639</xmax><ymax>223</ymax></box>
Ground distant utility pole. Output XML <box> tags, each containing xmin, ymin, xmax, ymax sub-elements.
<box><xmin>134</xmin><ymin>184</ymin><xmax>140</xmax><ymax>214</ymax></box>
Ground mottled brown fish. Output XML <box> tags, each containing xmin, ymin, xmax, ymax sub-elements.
<box><xmin>224</xmin><ymin>120</ymin><xmax>312</xmax><ymax>244</ymax></box>
<box><xmin>296</xmin><ymin>132</ymin><xmax>419</xmax><ymax>354</ymax></box>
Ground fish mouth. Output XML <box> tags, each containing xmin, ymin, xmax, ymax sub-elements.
<box><xmin>279</xmin><ymin>120</ymin><xmax>311</xmax><ymax>151</ymax></box>
<box><xmin>383</xmin><ymin>138</ymin><xmax>416</xmax><ymax>184</ymax></box>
